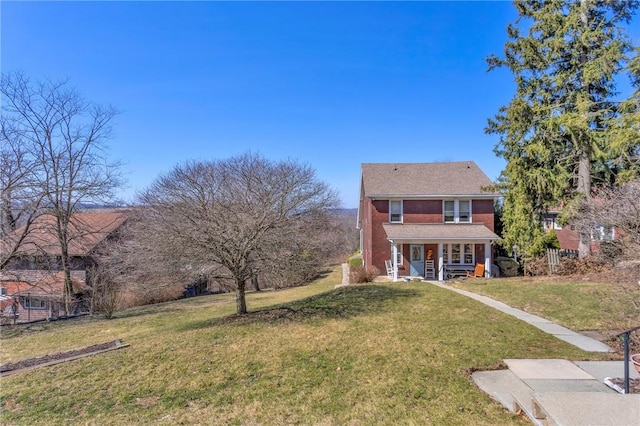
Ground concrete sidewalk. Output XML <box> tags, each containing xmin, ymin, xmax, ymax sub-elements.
<box><xmin>474</xmin><ymin>359</ymin><xmax>640</xmax><ymax>425</ymax></box>
<box><xmin>426</xmin><ymin>281</ymin><xmax>640</xmax><ymax>425</ymax></box>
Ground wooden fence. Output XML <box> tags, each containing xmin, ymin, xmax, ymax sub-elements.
<box><xmin>546</xmin><ymin>248</ymin><xmax>579</xmax><ymax>274</ymax></box>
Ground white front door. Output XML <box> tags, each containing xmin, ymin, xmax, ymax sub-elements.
<box><xmin>409</xmin><ymin>244</ymin><xmax>424</xmax><ymax>276</ymax></box>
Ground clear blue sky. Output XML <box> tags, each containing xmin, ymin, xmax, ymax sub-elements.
<box><xmin>2</xmin><ymin>2</ymin><xmax>638</xmax><ymax>208</ymax></box>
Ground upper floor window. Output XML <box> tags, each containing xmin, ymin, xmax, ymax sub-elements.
<box><xmin>389</xmin><ymin>200</ymin><xmax>403</xmax><ymax>223</ymax></box>
<box><xmin>444</xmin><ymin>201</ymin><xmax>455</xmax><ymax>222</ymax></box>
<box><xmin>443</xmin><ymin>200</ymin><xmax>471</xmax><ymax>223</ymax></box>
<box><xmin>459</xmin><ymin>201</ymin><xmax>470</xmax><ymax>222</ymax></box>
<box><xmin>543</xmin><ymin>216</ymin><xmax>562</xmax><ymax>231</ymax></box>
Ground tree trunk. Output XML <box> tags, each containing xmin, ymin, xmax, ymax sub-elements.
<box><xmin>577</xmin><ymin>149</ymin><xmax>592</xmax><ymax>258</ymax></box>
<box><xmin>251</xmin><ymin>276</ymin><xmax>261</xmax><ymax>292</ymax></box>
<box><xmin>235</xmin><ymin>278</ymin><xmax>247</xmax><ymax>314</ymax></box>
<box><xmin>57</xmin><ymin>217</ymin><xmax>74</xmax><ymax>316</ymax></box>
<box><xmin>61</xmin><ymin>248</ymin><xmax>74</xmax><ymax>316</ymax></box>
<box><xmin>575</xmin><ymin>0</ymin><xmax>593</xmax><ymax>260</ymax></box>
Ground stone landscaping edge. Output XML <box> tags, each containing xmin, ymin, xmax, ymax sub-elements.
<box><xmin>0</xmin><ymin>339</ymin><xmax>128</xmax><ymax>377</ymax></box>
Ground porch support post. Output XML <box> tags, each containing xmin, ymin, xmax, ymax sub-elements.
<box><xmin>484</xmin><ymin>242</ymin><xmax>491</xmax><ymax>278</ymax></box>
<box><xmin>438</xmin><ymin>243</ymin><xmax>444</xmax><ymax>281</ymax></box>
<box><xmin>391</xmin><ymin>242</ymin><xmax>398</xmax><ymax>282</ymax></box>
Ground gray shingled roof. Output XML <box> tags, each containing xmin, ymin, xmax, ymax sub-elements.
<box><xmin>361</xmin><ymin>161</ymin><xmax>496</xmax><ymax>197</ymax></box>
<box><xmin>382</xmin><ymin>223</ymin><xmax>498</xmax><ymax>241</ymax></box>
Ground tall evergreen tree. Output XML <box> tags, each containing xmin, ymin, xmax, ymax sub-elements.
<box><xmin>487</xmin><ymin>0</ymin><xmax>640</xmax><ymax>259</ymax></box>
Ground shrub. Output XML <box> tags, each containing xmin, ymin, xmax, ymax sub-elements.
<box><xmin>556</xmin><ymin>256</ymin><xmax>610</xmax><ymax>275</ymax></box>
<box><xmin>349</xmin><ymin>266</ymin><xmax>380</xmax><ymax>283</ymax></box>
<box><xmin>594</xmin><ymin>241</ymin><xmax>623</xmax><ymax>265</ymax></box>
<box><xmin>524</xmin><ymin>256</ymin><xmax>549</xmax><ymax>276</ymax></box>
<box><xmin>543</xmin><ymin>230</ymin><xmax>560</xmax><ymax>250</ymax></box>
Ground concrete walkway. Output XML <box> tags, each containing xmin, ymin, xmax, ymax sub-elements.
<box><xmin>341</xmin><ymin>263</ymin><xmax>349</xmax><ymax>286</ymax></box>
<box><xmin>426</xmin><ymin>280</ymin><xmax>640</xmax><ymax>425</ymax></box>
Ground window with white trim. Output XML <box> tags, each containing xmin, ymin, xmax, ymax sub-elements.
<box><xmin>444</xmin><ymin>201</ymin><xmax>455</xmax><ymax>222</ymax></box>
<box><xmin>464</xmin><ymin>244</ymin><xmax>473</xmax><ymax>264</ymax></box>
<box><xmin>22</xmin><ymin>297</ymin><xmax>47</xmax><ymax>309</ymax></box>
<box><xmin>443</xmin><ymin>200</ymin><xmax>471</xmax><ymax>223</ymax></box>
<box><xmin>389</xmin><ymin>200</ymin><xmax>403</xmax><ymax>223</ymax></box>
<box><xmin>543</xmin><ymin>215</ymin><xmax>562</xmax><ymax>231</ymax></box>
<box><xmin>451</xmin><ymin>244</ymin><xmax>461</xmax><ymax>263</ymax></box>
<box><xmin>591</xmin><ymin>225</ymin><xmax>614</xmax><ymax>242</ymax></box>
<box><xmin>442</xmin><ymin>243</ymin><xmax>475</xmax><ymax>265</ymax></box>
<box><xmin>459</xmin><ymin>201</ymin><xmax>470</xmax><ymax>222</ymax></box>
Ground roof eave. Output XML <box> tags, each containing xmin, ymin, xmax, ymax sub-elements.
<box><xmin>366</xmin><ymin>193</ymin><xmax>498</xmax><ymax>199</ymax></box>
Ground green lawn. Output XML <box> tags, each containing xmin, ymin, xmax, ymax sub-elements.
<box><xmin>1</xmin><ymin>268</ymin><xmax>607</xmax><ymax>425</ymax></box>
<box><xmin>452</xmin><ymin>276</ymin><xmax>640</xmax><ymax>332</ymax></box>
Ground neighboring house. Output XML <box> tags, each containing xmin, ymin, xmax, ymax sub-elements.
<box><xmin>0</xmin><ymin>211</ymin><xmax>127</xmax><ymax>322</ymax></box>
<box><xmin>357</xmin><ymin>162</ymin><xmax>499</xmax><ymax>281</ymax></box>
<box><xmin>0</xmin><ymin>273</ymin><xmax>89</xmax><ymax>323</ymax></box>
<box><xmin>542</xmin><ymin>209</ymin><xmax>615</xmax><ymax>252</ymax></box>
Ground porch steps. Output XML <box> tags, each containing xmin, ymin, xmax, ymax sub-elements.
<box><xmin>531</xmin><ymin>392</ymin><xmax>640</xmax><ymax>426</ymax></box>
<box><xmin>472</xmin><ymin>369</ymin><xmax>542</xmax><ymax>426</ymax></box>
<box><xmin>473</xmin><ymin>360</ymin><xmax>640</xmax><ymax>426</ymax></box>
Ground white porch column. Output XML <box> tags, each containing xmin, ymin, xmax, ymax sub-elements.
<box><xmin>484</xmin><ymin>242</ymin><xmax>491</xmax><ymax>278</ymax></box>
<box><xmin>438</xmin><ymin>243</ymin><xmax>444</xmax><ymax>281</ymax></box>
<box><xmin>391</xmin><ymin>242</ymin><xmax>398</xmax><ymax>282</ymax></box>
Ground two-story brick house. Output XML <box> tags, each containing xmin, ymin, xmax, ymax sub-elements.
<box><xmin>357</xmin><ymin>161</ymin><xmax>499</xmax><ymax>281</ymax></box>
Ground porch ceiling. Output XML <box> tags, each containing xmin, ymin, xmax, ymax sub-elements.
<box><xmin>382</xmin><ymin>223</ymin><xmax>498</xmax><ymax>241</ymax></box>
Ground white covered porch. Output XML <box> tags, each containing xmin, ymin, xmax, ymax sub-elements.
<box><xmin>382</xmin><ymin>223</ymin><xmax>499</xmax><ymax>281</ymax></box>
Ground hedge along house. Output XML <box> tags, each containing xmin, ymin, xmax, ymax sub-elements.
<box><xmin>357</xmin><ymin>162</ymin><xmax>499</xmax><ymax>281</ymax></box>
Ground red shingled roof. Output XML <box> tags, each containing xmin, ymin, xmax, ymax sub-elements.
<box><xmin>1</xmin><ymin>211</ymin><xmax>127</xmax><ymax>257</ymax></box>
<box><xmin>1</xmin><ymin>272</ymin><xmax>89</xmax><ymax>299</ymax></box>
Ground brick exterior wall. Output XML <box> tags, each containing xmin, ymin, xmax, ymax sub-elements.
<box><xmin>472</xmin><ymin>199</ymin><xmax>494</xmax><ymax>231</ymax></box>
<box><xmin>370</xmin><ymin>200</ymin><xmax>392</xmax><ymax>273</ymax></box>
<box><xmin>403</xmin><ymin>200</ymin><xmax>442</xmax><ymax>223</ymax></box>
<box><xmin>362</xmin><ymin>198</ymin><xmax>495</xmax><ymax>275</ymax></box>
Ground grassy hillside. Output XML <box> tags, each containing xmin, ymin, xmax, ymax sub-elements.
<box><xmin>453</xmin><ymin>276</ymin><xmax>640</xmax><ymax>332</ymax></box>
<box><xmin>1</xmin><ymin>267</ymin><xmax>604</xmax><ymax>425</ymax></box>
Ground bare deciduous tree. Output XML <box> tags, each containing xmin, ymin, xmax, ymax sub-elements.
<box><xmin>574</xmin><ymin>178</ymin><xmax>640</xmax><ymax>259</ymax></box>
<box><xmin>1</xmin><ymin>72</ymin><xmax>122</xmax><ymax>315</ymax></box>
<box><xmin>92</xmin><ymin>212</ymin><xmax>192</xmax><ymax>308</ymax></box>
<box><xmin>137</xmin><ymin>153</ymin><xmax>340</xmax><ymax>315</ymax></box>
<box><xmin>0</xmin><ymin>122</ymin><xmax>45</xmax><ymax>269</ymax></box>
